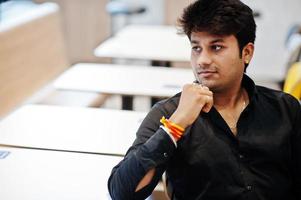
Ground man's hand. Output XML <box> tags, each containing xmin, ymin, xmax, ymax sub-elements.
<box><xmin>169</xmin><ymin>83</ymin><xmax>213</xmax><ymax>129</ymax></box>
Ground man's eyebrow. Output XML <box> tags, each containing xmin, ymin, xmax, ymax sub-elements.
<box><xmin>210</xmin><ymin>38</ymin><xmax>224</xmax><ymax>43</ymax></box>
<box><xmin>190</xmin><ymin>40</ymin><xmax>199</xmax><ymax>44</ymax></box>
<box><xmin>190</xmin><ymin>38</ymin><xmax>225</xmax><ymax>44</ymax></box>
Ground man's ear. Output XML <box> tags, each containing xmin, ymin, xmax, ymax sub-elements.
<box><xmin>243</xmin><ymin>42</ymin><xmax>254</xmax><ymax>64</ymax></box>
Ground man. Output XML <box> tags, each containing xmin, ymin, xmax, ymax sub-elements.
<box><xmin>108</xmin><ymin>0</ymin><xmax>301</xmax><ymax>199</ymax></box>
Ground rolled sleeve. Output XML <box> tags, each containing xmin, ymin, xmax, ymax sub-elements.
<box><xmin>136</xmin><ymin>128</ymin><xmax>177</xmax><ymax>171</ymax></box>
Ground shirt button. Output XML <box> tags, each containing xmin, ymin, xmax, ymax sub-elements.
<box><xmin>163</xmin><ymin>152</ymin><xmax>168</xmax><ymax>158</ymax></box>
<box><xmin>246</xmin><ymin>185</ymin><xmax>252</xmax><ymax>191</ymax></box>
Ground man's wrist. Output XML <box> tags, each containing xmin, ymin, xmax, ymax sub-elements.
<box><xmin>169</xmin><ymin>113</ymin><xmax>188</xmax><ymax>129</ymax></box>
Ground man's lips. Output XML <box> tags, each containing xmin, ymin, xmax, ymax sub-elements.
<box><xmin>197</xmin><ymin>70</ymin><xmax>217</xmax><ymax>77</ymax></box>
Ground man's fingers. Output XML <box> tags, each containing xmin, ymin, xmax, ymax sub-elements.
<box><xmin>202</xmin><ymin>95</ymin><xmax>214</xmax><ymax>113</ymax></box>
<box><xmin>202</xmin><ymin>86</ymin><xmax>210</xmax><ymax>91</ymax></box>
<box><xmin>187</xmin><ymin>83</ymin><xmax>214</xmax><ymax>113</ymax></box>
<box><xmin>192</xmin><ymin>84</ymin><xmax>213</xmax><ymax>113</ymax></box>
<box><xmin>191</xmin><ymin>84</ymin><xmax>212</xmax><ymax>95</ymax></box>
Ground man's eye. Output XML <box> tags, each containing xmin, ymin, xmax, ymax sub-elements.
<box><xmin>212</xmin><ymin>45</ymin><xmax>222</xmax><ymax>51</ymax></box>
<box><xmin>192</xmin><ymin>46</ymin><xmax>201</xmax><ymax>52</ymax></box>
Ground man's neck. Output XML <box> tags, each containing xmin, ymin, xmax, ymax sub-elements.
<box><xmin>213</xmin><ymin>86</ymin><xmax>246</xmax><ymax>109</ymax></box>
<box><xmin>213</xmin><ymin>86</ymin><xmax>248</xmax><ymax>136</ymax></box>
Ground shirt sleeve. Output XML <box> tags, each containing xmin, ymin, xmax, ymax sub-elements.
<box><xmin>108</xmin><ymin>102</ymin><xmax>177</xmax><ymax>200</ymax></box>
<box><xmin>160</xmin><ymin>125</ymin><xmax>177</xmax><ymax>147</ymax></box>
<box><xmin>291</xmin><ymin>100</ymin><xmax>301</xmax><ymax>198</ymax></box>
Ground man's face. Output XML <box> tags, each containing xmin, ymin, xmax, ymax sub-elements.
<box><xmin>190</xmin><ymin>31</ymin><xmax>246</xmax><ymax>93</ymax></box>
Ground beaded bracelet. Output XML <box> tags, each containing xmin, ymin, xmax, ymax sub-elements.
<box><xmin>160</xmin><ymin>116</ymin><xmax>184</xmax><ymax>140</ymax></box>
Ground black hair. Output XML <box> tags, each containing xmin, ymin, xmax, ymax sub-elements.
<box><xmin>179</xmin><ymin>0</ymin><xmax>256</xmax><ymax>66</ymax></box>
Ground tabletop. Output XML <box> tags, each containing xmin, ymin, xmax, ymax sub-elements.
<box><xmin>0</xmin><ymin>146</ymin><xmax>122</xmax><ymax>200</ymax></box>
<box><xmin>0</xmin><ymin>105</ymin><xmax>146</xmax><ymax>156</ymax></box>
<box><xmin>54</xmin><ymin>63</ymin><xmax>194</xmax><ymax>97</ymax></box>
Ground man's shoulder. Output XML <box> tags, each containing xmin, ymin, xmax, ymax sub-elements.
<box><xmin>256</xmin><ymin>85</ymin><xmax>300</xmax><ymax>108</ymax></box>
<box><xmin>256</xmin><ymin>85</ymin><xmax>284</xmax><ymax>96</ymax></box>
<box><xmin>153</xmin><ymin>92</ymin><xmax>181</xmax><ymax>114</ymax></box>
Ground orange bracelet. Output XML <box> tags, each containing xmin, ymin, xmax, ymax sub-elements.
<box><xmin>160</xmin><ymin>116</ymin><xmax>184</xmax><ymax>140</ymax></box>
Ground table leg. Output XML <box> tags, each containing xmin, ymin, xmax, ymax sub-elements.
<box><xmin>121</xmin><ymin>95</ymin><xmax>133</xmax><ymax>110</ymax></box>
<box><xmin>151</xmin><ymin>60</ymin><xmax>171</xmax><ymax>67</ymax></box>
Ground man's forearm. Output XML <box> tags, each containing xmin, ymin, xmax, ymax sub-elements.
<box><xmin>108</xmin><ymin>129</ymin><xmax>176</xmax><ymax>199</ymax></box>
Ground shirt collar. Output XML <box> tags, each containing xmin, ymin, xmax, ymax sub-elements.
<box><xmin>203</xmin><ymin>74</ymin><xmax>258</xmax><ymax>134</ymax></box>
<box><xmin>242</xmin><ymin>73</ymin><xmax>259</xmax><ymax>103</ymax></box>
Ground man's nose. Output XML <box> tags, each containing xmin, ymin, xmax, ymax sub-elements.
<box><xmin>197</xmin><ymin>50</ymin><xmax>213</xmax><ymax>66</ymax></box>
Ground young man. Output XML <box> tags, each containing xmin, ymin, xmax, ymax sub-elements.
<box><xmin>108</xmin><ymin>0</ymin><xmax>301</xmax><ymax>199</ymax></box>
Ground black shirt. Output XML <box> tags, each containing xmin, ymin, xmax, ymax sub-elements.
<box><xmin>108</xmin><ymin>75</ymin><xmax>301</xmax><ymax>200</ymax></box>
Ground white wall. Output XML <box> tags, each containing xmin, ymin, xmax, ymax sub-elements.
<box><xmin>242</xmin><ymin>0</ymin><xmax>301</xmax><ymax>80</ymax></box>
<box><xmin>115</xmin><ymin>0</ymin><xmax>301</xmax><ymax>81</ymax></box>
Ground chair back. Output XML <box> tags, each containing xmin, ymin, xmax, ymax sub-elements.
<box><xmin>0</xmin><ymin>3</ymin><xmax>69</xmax><ymax>117</ymax></box>
<box><xmin>283</xmin><ymin>62</ymin><xmax>301</xmax><ymax>100</ymax></box>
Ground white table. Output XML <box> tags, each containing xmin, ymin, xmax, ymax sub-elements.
<box><xmin>94</xmin><ymin>25</ymin><xmax>284</xmax><ymax>86</ymax></box>
<box><xmin>0</xmin><ymin>105</ymin><xmax>146</xmax><ymax>156</ymax></box>
<box><xmin>94</xmin><ymin>25</ymin><xmax>191</xmax><ymax>63</ymax></box>
<box><xmin>0</xmin><ymin>146</ymin><xmax>122</xmax><ymax>200</ymax></box>
<box><xmin>54</xmin><ymin>63</ymin><xmax>193</xmax><ymax>97</ymax></box>
<box><xmin>54</xmin><ymin>63</ymin><xmax>194</xmax><ymax>109</ymax></box>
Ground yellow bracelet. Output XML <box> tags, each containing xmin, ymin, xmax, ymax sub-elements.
<box><xmin>160</xmin><ymin>116</ymin><xmax>184</xmax><ymax>132</ymax></box>
<box><xmin>160</xmin><ymin>116</ymin><xmax>185</xmax><ymax>140</ymax></box>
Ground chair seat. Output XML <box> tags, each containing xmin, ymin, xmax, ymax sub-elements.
<box><xmin>283</xmin><ymin>62</ymin><xmax>301</xmax><ymax>100</ymax></box>
<box><xmin>106</xmin><ymin>1</ymin><xmax>146</xmax><ymax>15</ymax></box>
